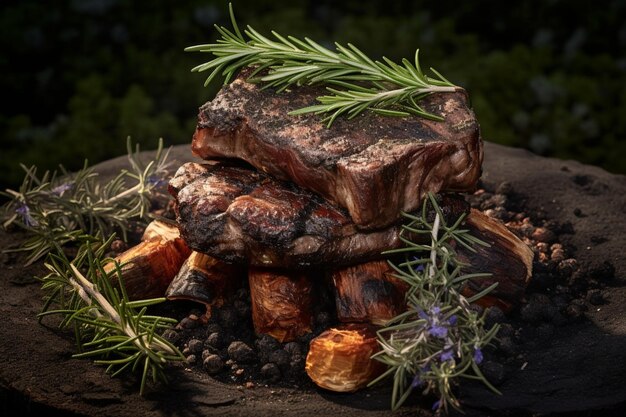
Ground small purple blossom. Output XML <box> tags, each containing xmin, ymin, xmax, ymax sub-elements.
<box><xmin>418</xmin><ymin>306</ymin><xmax>452</xmax><ymax>339</ymax></box>
<box><xmin>51</xmin><ymin>182</ymin><xmax>73</xmax><ymax>196</ymax></box>
<box><xmin>411</xmin><ymin>256</ymin><xmax>426</xmax><ymax>273</ymax></box>
<box><xmin>16</xmin><ymin>204</ymin><xmax>39</xmax><ymax>227</ymax></box>
<box><xmin>473</xmin><ymin>347</ymin><xmax>483</xmax><ymax>364</ymax></box>
<box><xmin>429</xmin><ymin>324</ymin><xmax>448</xmax><ymax>339</ymax></box>
<box><xmin>448</xmin><ymin>315</ymin><xmax>458</xmax><ymax>326</ymax></box>
<box><xmin>440</xmin><ymin>348</ymin><xmax>454</xmax><ymax>362</ymax></box>
<box><xmin>432</xmin><ymin>399</ymin><xmax>441</xmax><ymax>411</ymax></box>
<box><xmin>412</xmin><ymin>365</ymin><xmax>432</xmax><ymax>388</ymax></box>
<box><xmin>146</xmin><ymin>175</ymin><xmax>167</xmax><ymax>188</ymax></box>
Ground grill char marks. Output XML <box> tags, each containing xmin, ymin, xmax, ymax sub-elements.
<box><xmin>169</xmin><ymin>161</ymin><xmax>405</xmax><ymax>269</ymax></box>
<box><xmin>191</xmin><ymin>73</ymin><xmax>482</xmax><ymax>230</ymax></box>
<box><xmin>170</xmin><ymin>162</ymin><xmax>472</xmax><ymax>269</ymax></box>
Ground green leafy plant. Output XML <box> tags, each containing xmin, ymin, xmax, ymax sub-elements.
<box><xmin>0</xmin><ymin>137</ymin><xmax>171</xmax><ymax>265</ymax></box>
<box><xmin>0</xmin><ymin>138</ymin><xmax>182</xmax><ymax>394</ymax></box>
<box><xmin>186</xmin><ymin>3</ymin><xmax>457</xmax><ymax>126</ymax></box>
<box><xmin>38</xmin><ymin>234</ymin><xmax>184</xmax><ymax>395</ymax></box>
<box><xmin>370</xmin><ymin>194</ymin><xmax>500</xmax><ymax>413</ymax></box>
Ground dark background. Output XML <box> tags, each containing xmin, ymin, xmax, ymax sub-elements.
<box><xmin>1</xmin><ymin>0</ymin><xmax>624</xmax><ymax>191</ymax></box>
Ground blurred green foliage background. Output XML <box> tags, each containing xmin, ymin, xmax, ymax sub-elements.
<box><xmin>1</xmin><ymin>0</ymin><xmax>625</xmax><ymax>191</ymax></box>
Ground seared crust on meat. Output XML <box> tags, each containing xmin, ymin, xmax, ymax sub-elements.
<box><xmin>191</xmin><ymin>72</ymin><xmax>482</xmax><ymax>230</ymax></box>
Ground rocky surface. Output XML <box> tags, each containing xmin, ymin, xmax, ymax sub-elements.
<box><xmin>1</xmin><ymin>142</ymin><xmax>625</xmax><ymax>417</ymax></box>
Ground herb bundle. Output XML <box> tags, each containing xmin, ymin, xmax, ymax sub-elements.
<box><xmin>186</xmin><ymin>4</ymin><xmax>457</xmax><ymax>126</ymax></box>
<box><xmin>38</xmin><ymin>235</ymin><xmax>184</xmax><ymax>395</ymax></box>
<box><xmin>1</xmin><ymin>138</ymin><xmax>183</xmax><ymax>394</ymax></box>
<box><xmin>371</xmin><ymin>194</ymin><xmax>500</xmax><ymax>413</ymax></box>
<box><xmin>1</xmin><ymin>138</ymin><xmax>171</xmax><ymax>265</ymax></box>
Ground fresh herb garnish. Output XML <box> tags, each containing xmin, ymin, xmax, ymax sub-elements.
<box><xmin>186</xmin><ymin>4</ymin><xmax>457</xmax><ymax>126</ymax></box>
<box><xmin>1</xmin><ymin>138</ymin><xmax>182</xmax><ymax>394</ymax></box>
<box><xmin>38</xmin><ymin>234</ymin><xmax>184</xmax><ymax>395</ymax></box>
<box><xmin>1</xmin><ymin>138</ymin><xmax>171</xmax><ymax>265</ymax></box>
<box><xmin>371</xmin><ymin>194</ymin><xmax>500</xmax><ymax>413</ymax></box>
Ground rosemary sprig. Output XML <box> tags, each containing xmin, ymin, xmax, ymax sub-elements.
<box><xmin>186</xmin><ymin>3</ymin><xmax>457</xmax><ymax>126</ymax></box>
<box><xmin>1</xmin><ymin>137</ymin><xmax>171</xmax><ymax>265</ymax></box>
<box><xmin>38</xmin><ymin>235</ymin><xmax>184</xmax><ymax>395</ymax></box>
<box><xmin>370</xmin><ymin>194</ymin><xmax>500</xmax><ymax>413</ymax></box>
<box><xmin>1</xmin><ymin>138</ymin><xmax>182</xmax><ymax>394</ymax></box>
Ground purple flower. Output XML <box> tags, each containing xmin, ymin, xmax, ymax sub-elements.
<box><xmin>447</xmin><ymin>315</ymin><xmax>458</xmax><ymax>326</ymax></box>
<box><xmin>432</xmin><ymin>399</ymin><xmax>441</xmax><ymax>411</ymax></box>
<box><xmin>51</xmin><ymin>182</ymin><xmax>73</xmax><ymax>196</ymax></box>
<box><xmin>412</xmin><ymin>365</ymin><xmax>432</xmax><ymax>388</ymax></box>
<box><xmin>473</xmin><ymin>347</ymin><xmax>483</xmax><ymax>364</ymax></box>
<box><xmin>429</xmin><ymin>324</ymin><xmax>448</xmax><ymax>339</ymax></box>
<box><xmin>411</xmin><ymin>256</ymin><xmax>425</xmax><ymax>273</ymax></box>
<box><xmin>440</xmin><ymin>348</ymin><xmax>454</xmax><ymax>362</ymax></box>
<box><xmin>16</xmin><ymin>204</ymin><xmax>38</xmax><ymax>228</ymax></box>
<box><xmin>147</xmin><ymin>175</ymin><xmax>167</xmax><ymax>188</ymax></box>
<box><xmin>419</xmin><ymin>306</ymin><xmax>450</xmax><ymax>339</ymax></box>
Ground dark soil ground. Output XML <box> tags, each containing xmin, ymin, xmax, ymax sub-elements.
<box><xmin>1</xmin><ymin>142</ymin><xmax>625</xmax><ymax>417</ymax></box>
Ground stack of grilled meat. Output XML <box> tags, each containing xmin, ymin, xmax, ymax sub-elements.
<box><xmin>162</xmin><ymin>74</ymin><xmax>532</xmax><ymax>391</ymax></box>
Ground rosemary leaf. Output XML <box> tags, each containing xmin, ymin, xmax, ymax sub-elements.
<box><xmin>39</xmin><ymin>236</ymin><xmax>184</xmax><ymax>395</ymax></box>
<box><xmin>186</xmin><ymin>3</ymin><xmax>457</xmax><ymax>126</ymax></box>
<box><xmin>0</xmin><ymin>138</ymin><xmax>171</xmax><ymax>265</ymax></box>
<box><xmin>0</xmin><ymin>138</ymin><xmax>182</xmax><ymax>395</ymax></box>
<box><xmin>371</xmin><ymin>194</ymin><xmax>499</xmax><ymax>413</ymax></box>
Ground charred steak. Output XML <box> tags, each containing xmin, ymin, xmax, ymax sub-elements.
<box><xmin>169</xmin><ymin>161</ymin><xmax>404</xmax><ymax>268</ymax></box>
<box><xmin>191</xmin><ymin>73</ymin><xmax>482</xmax><ymax>230</ymax></box>
<box><xmin>169</xmin><ymin>162</ymin><xmax>470</xmax><ymax>269</ymax></box>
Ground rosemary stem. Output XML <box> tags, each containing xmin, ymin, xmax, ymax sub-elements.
<box><xmin>186</xmin><ymin>4</ymin><xmax>458</xmax><ymax>125</ymax></box>
<box><xmin>71</xmin><ymin>265</ymin><xmax>121</xmax><ymax>321</ymax></box>
<box><xmin>69</xmin><ymin>264</ymin><xmax>177</xmax><ymax>356</ymax></box>
<box><xmin>373</xmin><ymin>196</ymin><xmax>498</xmax><ymax>412</ymax></box>
<box><xmin>428</xmin><ymin>212</ymin><xmax>441</xmax><ymax>282</ymax></box>
<box><xmin>352</xmin><ymin>85</ymin><xmax>457</xmax><ymax>104</ymax></box>
<box><xmin>102</xmin><ymin>182</ymin><xmax>142</xmax><ymax>205</ymax></box>
<box><xmin>420</xmin><ymin>86</ymin><xmax>458</xmax><ymax>94</ymax></box>
<box><xmin>68</xmin><ymin>276</ymin><xmax>102</xmax><ymax>318</ymax></box>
